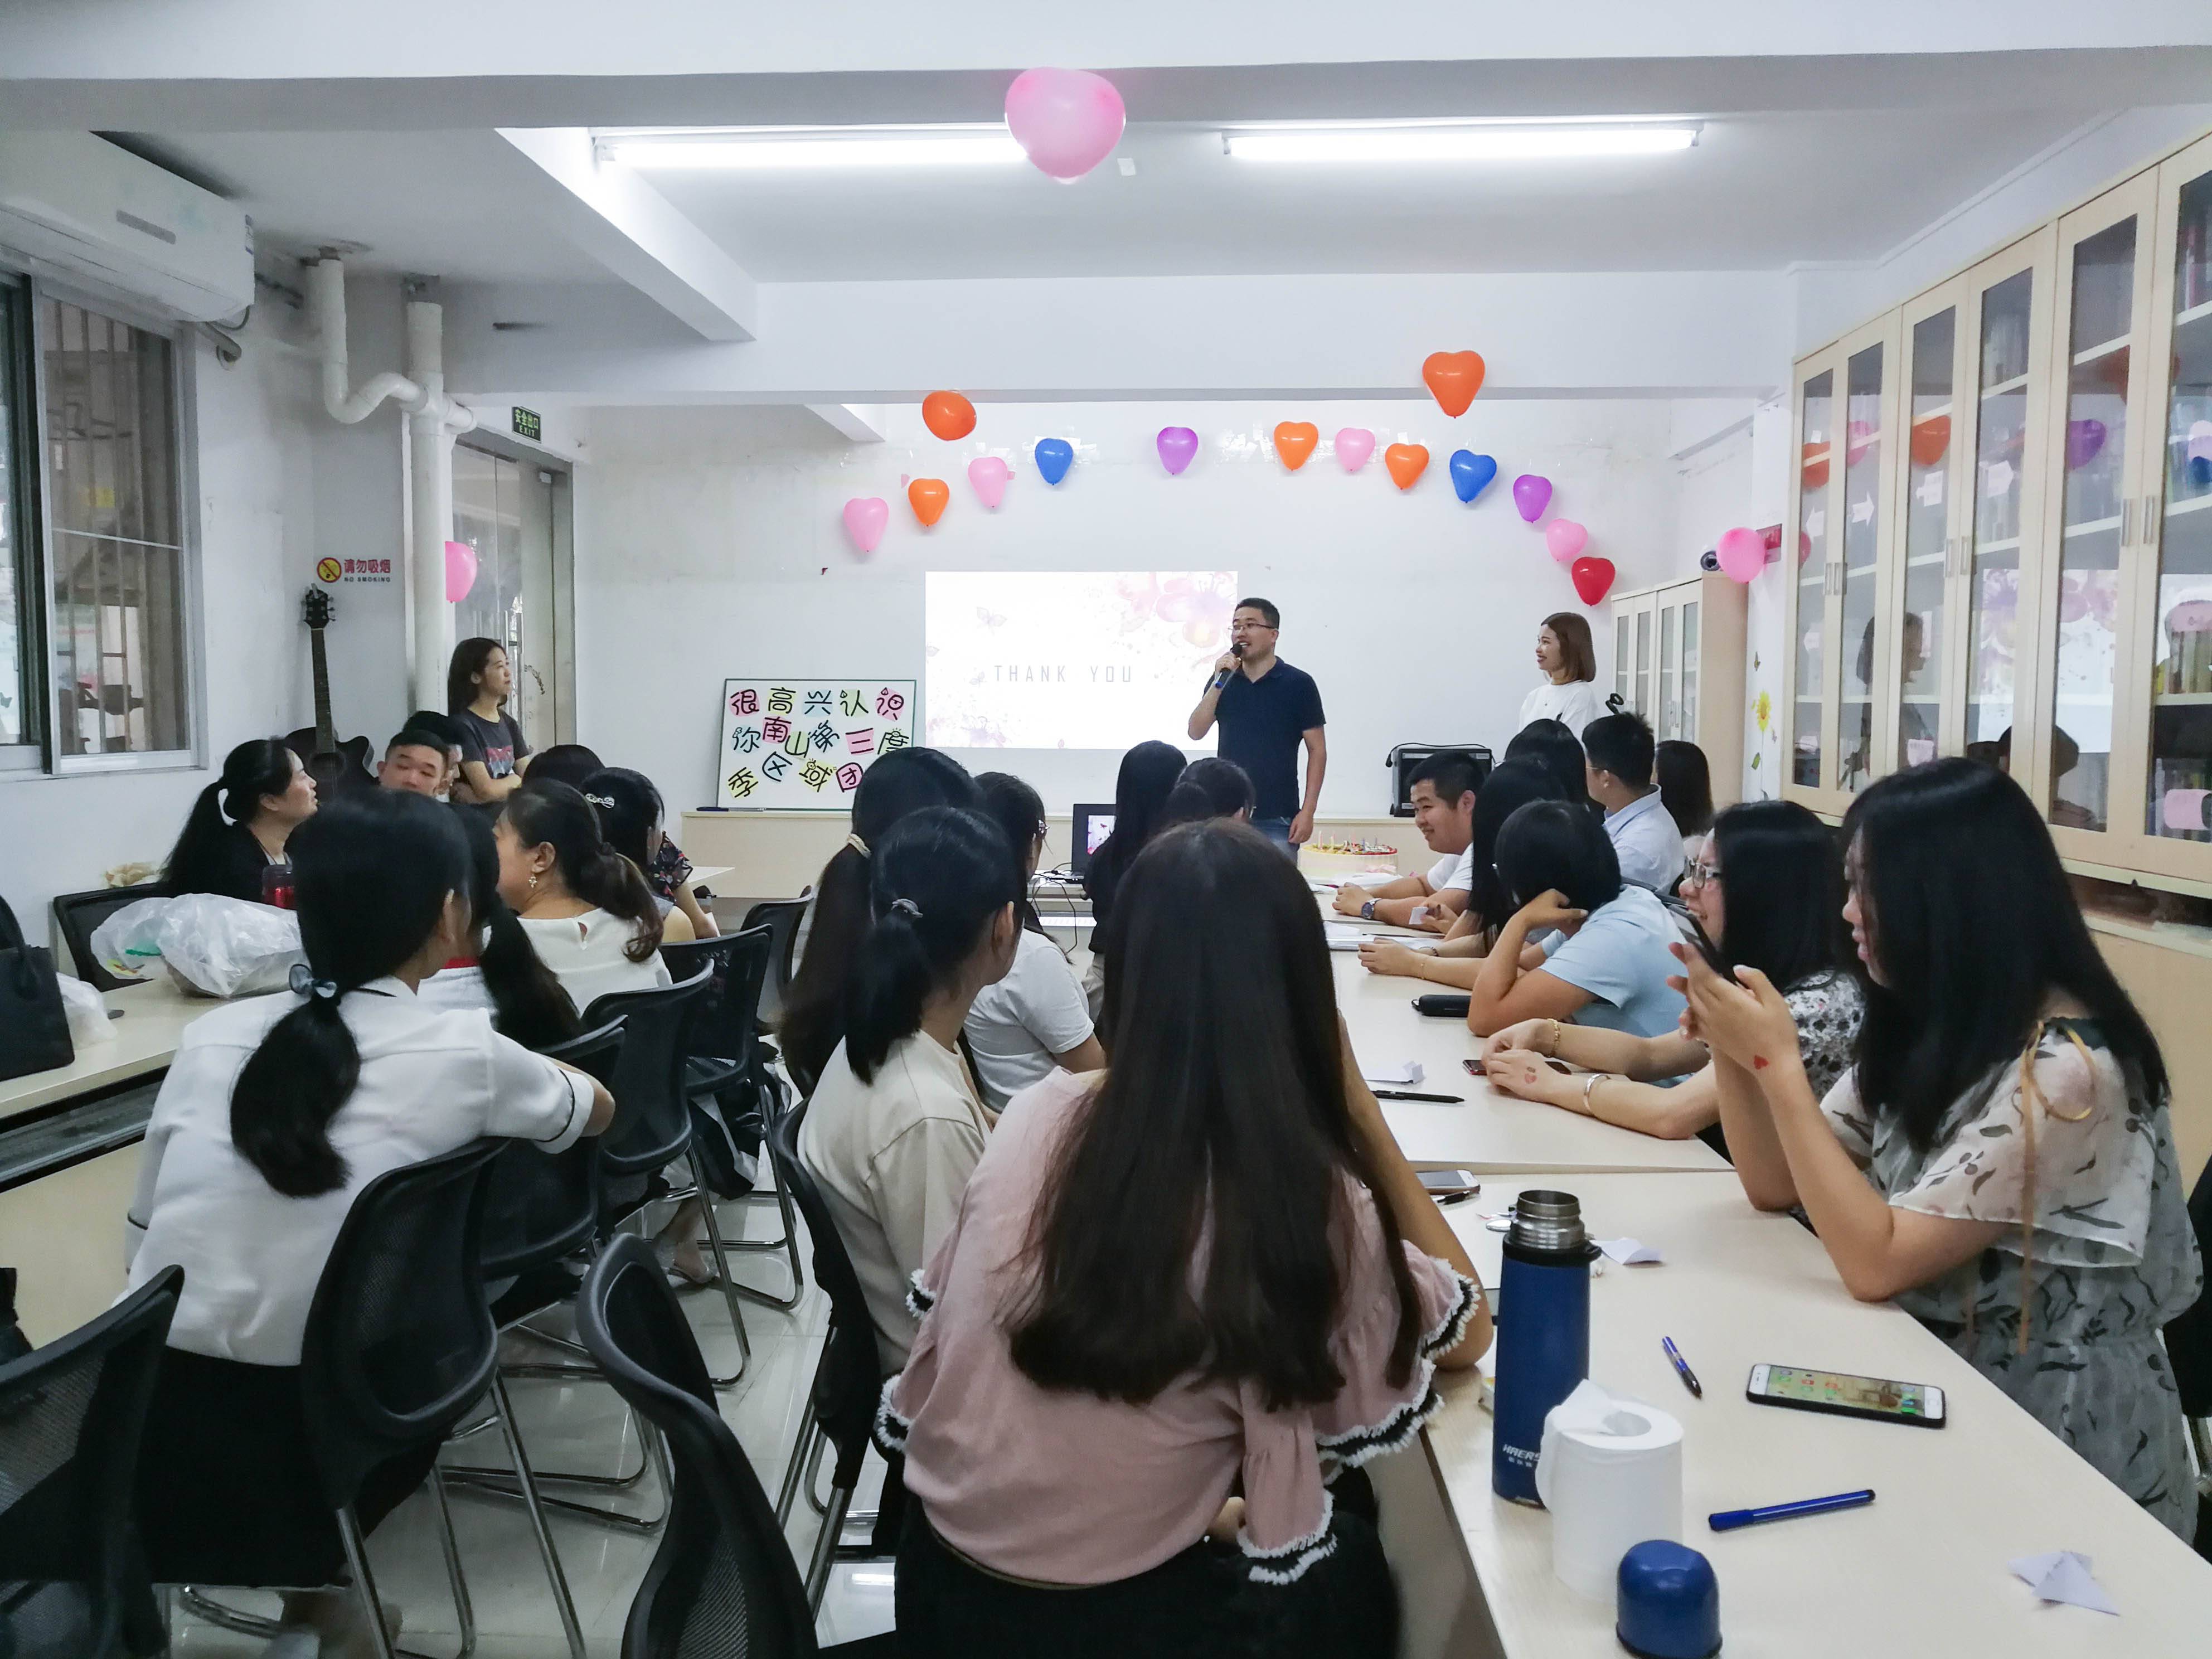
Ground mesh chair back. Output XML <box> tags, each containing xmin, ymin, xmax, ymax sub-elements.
<box><xmin>299</xmin><ymin>1139</ymin><xmax>504</xmax><ymax>1508</ymax></box>
<box><xmin>583</xmin><ymin>968</ymin><xmax>711</xmax><ymax>1181</ymax></box>
<box><xmin>578</xmin><ymin>1236</ymin><xmax>818</xmax><ymax>1659</ymax></box>
<box><xmin>739</xmin><ymin>897</ymin><xmax>809</xmax><ymax>1026</ymax></box>
<box><xmin>478</xmin><ymin>1020</ymin><xmax>624</xmax><ymax>1282</ymax></box>
<box><xmin>766</xmin><ymin>1105</ymin><xmax>881</xmax><ymax>1485</ymax></box>
<box><xmin>2169</xmin><ymin>1152</ymin><xmax>2212</xmax><ymax>1418</ymax></box>
<box><xmin>51</xmin><ymin>886</ymin><xmax>170</xmax><ymax>992</ymax></box>
<box><xmin>663</xmin><ymin>930</ymin><xmax>778</xmax><ymax>1200</ymax></box>
<box><xmin>663</xmin><ymin>928</ymin><xmax>774</xmax><ymax>1080</ymax></box>
<box><xmin>0</xmin><ymin>1265</ymin><xmax>180</xmax><ymax>1657</ymax></box>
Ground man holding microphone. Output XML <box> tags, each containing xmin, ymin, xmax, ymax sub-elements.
<box><xmin>1187</xmin><ymin>596</ymin><xmax>1327</xmax><ymax>857</ymax></box>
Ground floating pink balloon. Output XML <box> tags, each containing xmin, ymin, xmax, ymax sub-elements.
<box><xmin>968</xmin><ymin>455</ymin><xmax>1010</xmax><ymax>510</ymax></box>
<box><xmin>1716</xmin><ymin>526</ymin><xmax>1767</xmax><ymax>584</ymax></box>
<box><xmin>1512</xmin><ymin>474</ymin><xmax>1552</xmax><ymax>522</ymax></box>
<box><xmin>1545</xmin><ymin>520</ymin><xmax>1588</xmax><ymax>563</ymax></box>
<box><xmin>842</xmin><ymin>497</ymin><xmax>889</xmax><ymax>555</ymax></box>
<box><xmin>1334</xmin><ymin>428</ymin><xmax>1376</xmax><ymax>472</ymax></box>
<box><xmin>444</xmin><ymin>540</ymin><xmax>477</xmax><ymax>603</ymax></box>
<box><xmin>1156</xmin><ymin>426</ymin><xmax>1199</xmax><ymax>476</ymax></box>
<box><xmin>1004</xmin><ymin>67</ymin><xmax>1126</xmax><ymax>181</ymax></box>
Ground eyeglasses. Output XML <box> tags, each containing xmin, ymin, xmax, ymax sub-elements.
<box><xmin>1683</xmin><ymin>862</ymin><xmax>1723</xmax><ymax>891</ymax></box>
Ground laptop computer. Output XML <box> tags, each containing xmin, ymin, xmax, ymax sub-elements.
<box><xmin>1069</xmin><ymin>802</ymin><xmax>1117</xmax><ymax>879</ymax></box>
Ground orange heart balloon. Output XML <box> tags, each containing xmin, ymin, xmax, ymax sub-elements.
<box><xmin>1800</xmin><ymin>441</ymin><xmax>1830</xmax><ymax>491</ymax></box>
<box><xmin>1909</xmin><ymin>415</ymin><xmax>1951</xmax><ymax>469</ymax></box>
<box><xmin>1273</xmin><ymin>421</ymin><xmax>1318</xmax><ymax>470</ymax></box>
<box><xmin>909</xmin><ymin>477</ymin><xmax>949</xmax><ymax>527</ymax></box>
<box><xmin>1422</xmin><ymin>351</ymin><xmax>1486</xmax><ymax>417</ymax></box>
<box><xmin>1385</xmin><ymin>443</ymin><xmax>1429</xmax><ymax>491</ymax></box>
<box><xmin>921</xmin><ymin>391</ymin><xmax>976</xmax><ymax>442</ymax></box>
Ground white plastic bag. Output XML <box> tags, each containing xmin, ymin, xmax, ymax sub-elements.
<box><xmin>55</xmin><ymin>974</ymin><xmax>116</xmax><ymax>1047</ymax></box>
<box><xmin>90</xmin><ymin>894</ymin><xmax>304</xmax><ymax>998</ymax></box>
<box><xmin>86</xmin><ymin>897</ymin><xmax>170</xmax><ymax>984</ymax></box>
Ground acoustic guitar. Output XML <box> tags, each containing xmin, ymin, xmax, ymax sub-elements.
<box><xmin>284</xmin><ymin>586</ymin><xmax>376</xmax><ymax>794</ymax></box>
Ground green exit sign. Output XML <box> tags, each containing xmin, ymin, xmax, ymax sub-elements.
<box><xmin>512</xmin><ymin>406</ymin><xmax>542</xmax><ymax>442</ymax></box>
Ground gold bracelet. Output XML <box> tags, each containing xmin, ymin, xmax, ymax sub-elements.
<box><xmin>1546</xmin><ymin>1018</ymin><xmax>1563</xmax><ymax>1057</ymax></box>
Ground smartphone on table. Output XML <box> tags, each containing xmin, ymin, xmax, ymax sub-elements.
<box><xmin>1746</xmin><ymin>1364</ymin><xmax>1946</xmax><ymax>1428</ymax></box>
<box><xmin>1418</xmin><ymin>1168</ymin><xmax>1480</xmax><ymax>1204</ymax></box>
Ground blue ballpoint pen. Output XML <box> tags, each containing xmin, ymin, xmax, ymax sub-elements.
<box><xmin>1660</xmin><ymin>1336</ymin><xmax>1702</xmax><ymax>1399</ymax></box>
<box><xmin>1709</xmin><ymin>1489</ymin><xmax>1876</xmax><ymax>1531</ymax></box>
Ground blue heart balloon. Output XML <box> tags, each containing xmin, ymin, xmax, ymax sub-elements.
<box><xmin>1449</xmin><ymin>450</ymin><xmax>1497</xmax><ymax>504</ymax></box>
<box><xmin>1034</xmin><ymin>438</ymin><xmax>1075</xmax><ymax>486</ymax></box>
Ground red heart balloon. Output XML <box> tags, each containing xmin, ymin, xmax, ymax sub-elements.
<box><xmin>1384</xmin><ymin>443</ymin><xmax>1429</xmax><ymax>490</ymax></box>
<box><xmin>1422</xmin><ymin>351</ymin><xmax>1486</xmax><ymax>417</ymax></box>
<box><xmin>1909</xmin><ymin>415</ymin><xmax>1950</xmax><ymax>469</ymax></box>
<box><xmin>1274</xmin><ymin>421</ymin><xmax>1318</xmax><ymax>470</ymax></box>
<box><xmin>921</xmin><ymin>391</ymin><xmax>976</xmax><ymax>442</ymax></box>
<box><xmin>909</xmin><ymin>477</ymin><xmax>949</xmax><ymax>527</ymax></box>
<box><xmin>1570</xmin><ymin>556</ymin><xmax>1616</xmax><ymax>607</ymax></box>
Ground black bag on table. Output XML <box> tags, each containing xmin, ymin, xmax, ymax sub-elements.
<box><xmin>0</xmin><ymin>925</ymin><xmax>74</xmax><ymax>1081</ymax></box>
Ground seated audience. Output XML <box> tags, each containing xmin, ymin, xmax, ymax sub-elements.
<box><xmin>532</xmin><ymin>746</ymin><xmax>713</xmax><ymax>925</ymax></box>
<box><xmin>780</xmin><ymin>747</ymin><xmax>984</xmax><ymax>1094</ymax></box>
<box><xmin>1463</xmin><ymin>799</ymin><xmax>1687</xmax><ymax>1038</ymax></box>
<box><xmin>1503</xmin><ymin>717</ymin><xmax>1589</xmax><ymax>804</ymax></box>
<box><xmin>1335</xmin><ymin>750</ymin><xmax>1481</xmax><ymax>929</ymax></box>
<box><xmin>1156</xmin><ymin>755</ymin><xmax>1255</xmax><ymax>829</ymax></box>
<box><xmin>964</xmin><ymin>773</ymin><xmax>1107</xmax><ymax>1108</ymax></box>
<box><xmin>375</xmin><ymin>725</ymin><xmax>447</xmax><ymax>797</ymax></box>
<box><xmin>417</xmin><ymin>806</ymin><xmax>583</xmax><ymax>1051</ymax></box>
<box><xmin>1583</xmin><ymin>711</ymin><xmax>1685</xmax><ymax>890</ymax></box>
<box><xmin>1482</xmin><ymin>801</ymin><xmax>1862</xmax><ymax>1155</ymax></box>
<box><xmin>397</xmin><ymin>710</ymin><xmax>465</xmax><ymax>800</ymax></box>
<box><xmin>1679</xmin><ymin>759</ymin><xmax>2200</xmax><ymax>1536</ymax></box>
<box><xmin>881</xmin><ymin>821</ymin><xmax>1487</xmax><ymax>1657</ymax></box>
<box><xmin>1083</xmin><ymin>739</ymin><xmax>1188</xmax><ymax>939</ymax></box>
<box><xmin>164</xmin><ymin>738</ymin><xmax>318</xmax><ymax>903</ymax></box>
<box><xmin>1655</xmin><ymin>739</ymin><xmax>1714</xmax><ymax>866</ymax></box>
<box><xmin>523</xmin><ymin>743</ymin><xmax>605</xmax><ymax>792</ymax></box>
<box><xmin>497</xmin><ymin>779</ymin><xmax>670</xmax><ymax>1010</ymax></box>
<box><xmin>584</xmin><ymin>765</ymin><xmax>718</xmax><ymax>942</ymax></box>
<box><xmin>125</xmin><ymin>792</ymin><xmax>613</xmax><ymax>1654</ymax></box>
<box><xmin>1519</xmin><ymin>611</ymin><xmax>1609</xmax><ymax>735</ymax></box>
<box><xmin>447</xmin><ymin>637</ymin><xmax>532</xmax><ymax>807</ymax></box>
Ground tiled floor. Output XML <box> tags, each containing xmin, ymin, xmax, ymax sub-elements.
<box><xmin>168</xmin><ymin>1185</ymin><xmax>899</xmax><ymax>1656</ymax></box>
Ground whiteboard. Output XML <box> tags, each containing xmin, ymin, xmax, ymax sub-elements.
<box><xmin>714</xmin><ymin>677</ymin><xmax>919</xmax><ymax>811</ymax></box>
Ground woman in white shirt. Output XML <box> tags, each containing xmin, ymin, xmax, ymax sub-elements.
<box><xmin>125</xmin><ymin>791</ymin><xmax>613</xmax><ymax>1656</ymax></box>
<box><xmin>964</xmin><ymin>774</ymin><xmax>1106</xmax><ymax>1108</ymax></box>
<box><xmin>418</xmin><ymin>802</ymin><xmax>583</xmax><ymax>1050</ymax></box>
<box><xmin>498</xmin><ymin>778</ymin><xmax>672</xmax><ymax>1015</ymax></box>
<box><xmin>1515</xmin><ymin>611</ymin><xmax>1609</xmax><ymax>736</ymax></box>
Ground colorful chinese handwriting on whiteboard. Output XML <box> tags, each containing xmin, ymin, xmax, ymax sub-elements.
<box><xmin>716</xmin><ymin>678</ymin><xmax>919</xmax><ymax>811</ymax></box>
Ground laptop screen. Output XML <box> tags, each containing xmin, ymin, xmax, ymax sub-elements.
<box><xmin>1069</xmin><ymin>803</ymin><xmax>1116</xmax><ymax>877</ymax></box>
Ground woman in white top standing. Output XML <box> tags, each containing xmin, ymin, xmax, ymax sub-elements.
<box><xmin>125</xmin><ymin>790</ymin><xmax>613</xmax><ymax>1658</ymax></box>
<box><xmin>1516</xmin><ymin>612</ymin><xmax>1609</xmax><ymax>737</ymax></box>
<box><xmin>498</xmin><ymin>779</ymin><xmax>672</xmax><ymax>1013</ymax></box>
<box><xmin>964</xmin><ymin>773</ymin><xmax>1105</xmax><ymax>1108</ymax></box>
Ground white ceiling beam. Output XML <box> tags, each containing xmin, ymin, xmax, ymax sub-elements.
<box><xmin>805</xmin><ymin>403</ymin><xmax>888</xmax><ymax>442</ymax></box>
<box><xmin>487</xmin><ymin>127</ymin><xmax>756</xmax><ymax>342</ymax></box>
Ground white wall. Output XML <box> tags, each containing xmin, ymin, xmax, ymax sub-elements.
<box><xmin>574</xmin><ymin>397</ymin><xmax>1720</xmax><ymax>821</ymax></box>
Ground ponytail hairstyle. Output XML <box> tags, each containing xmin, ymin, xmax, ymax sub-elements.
<box><xmin>164</xmin><ymin>738</ymin><xmax>298</xmax><ymax>896</ymax></box>
<box><xmin>779</xmin><ymin>748</ymin><xmax>982</xmax><ymax>1090</ymax></box>
<box><xmin>230</xmin><ymin>793</ymin><xmax>469</xmax><ymax>1197</ymax></box>
<box><xmin>447</xmin><ymin>636</ymin><xmax>506</xmax><ymax>715</ymax></box>
<box><xmin>453</xmin><ymin>804</ymin><xmax>579</xmax><ymax>1049</ymax></box>
<box><xmin>501</xmin><ymin>780</ymin><xmax>664</xmax><ymax>962</ymax></box>
<box><xmin>976</xmin><ymin>771</ymin><xmax>1048</xmax><ymax>935</ymax></box>
<box><xmin>843</xmin><ymin>806</ymin><xmax>1020</xmax><ymax>1083</ymax></box>
<box><xmin>577</xmin><ymin>767</ymin><xmax>665</xmax><ymax>877</ymax></box>
<box><xmin>1157</xmin><ymin>756</ymin><xmax>1255</xmax><ymax>830</ymax></box>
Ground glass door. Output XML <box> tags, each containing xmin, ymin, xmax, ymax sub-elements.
<box><xmin>1836</xmin><ymin>318</ymin><xmax>1899</xmax><ymax>793</ymax></box>
<box><xmin>1783</xmin><ymin>348</ymin><xmax>1848</xmax><ymax>812</ymax></box>
<box><xmin>1894</xmin><ymin>280</ymin><xmax>1970</xmax><ymax>769</ymax></box>
<box><xmin>452</xmin><ymin>443</ymin><xmax>563</xmax><ymax>751</ymax></box>
<box><xmin>1678</xmin><ymin>588</ymin><xmax>1702</xmax><ymax>744</ymax></box>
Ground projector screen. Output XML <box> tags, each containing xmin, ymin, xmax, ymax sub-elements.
<box><xmin>926</xmin><ymin>571</ymin><xmax>1238</xmax><ymax>750</ymax></box>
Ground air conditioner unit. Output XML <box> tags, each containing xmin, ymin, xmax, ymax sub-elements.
<box><xmin>0</xmin><ymin>132</ymin><xmax>253</xmax><ymax>323</ymax></box>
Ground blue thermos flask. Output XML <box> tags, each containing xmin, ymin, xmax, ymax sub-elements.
<box><xmin>1492</xmin><ymin>1189</ymin><xmax>1598</xmax><ymax>1505</ymax></box>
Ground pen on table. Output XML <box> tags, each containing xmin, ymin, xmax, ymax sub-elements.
<box><xmin>1370</xmin><ymin>1089</ymin><xmax>1466</xmax><ymax>1103</ymax></box>
<box><xmin>1709</xmin><ymin>1489</ymin><xmax>1875</xmax><ymax>1532</ymax></box>
<box><xmin>1661</xmin><ymin>1336</ymin><xmax>1702</xmax><ymax>1399</ymax></box>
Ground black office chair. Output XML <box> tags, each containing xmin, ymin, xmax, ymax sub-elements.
<box><xmin>741</xmin><ymin>894</ymin><xmax>811</xmax><ymax>1027</ymax></box>
<box><xmin>50</xmin><ymin>885</ymin><xmax>169</xmax><ymax>992</ymax></box>
<box><xmin>577</xmin><ymin>1236</ymin><xmax>896</xmax><ymax>1658</ymax></box>
<box><xmin>0</xmin><ymin>1266</ymin><xmax>181</xmax><ymax>1659</ymax></box>
<box><xmin>2166</xmin><ymin>1151</ymin><xmax>2212</xmax><ymax>1557</ymax></box>
<box><xmin>767</xmin><ymin>1104</ymin><xmax>896</xmax><ymax>1612</ymax></box>
<box><xmin>663</xmin><ymin>928</ymin><xmax>806</xmax><ymax>1312</ymax></box>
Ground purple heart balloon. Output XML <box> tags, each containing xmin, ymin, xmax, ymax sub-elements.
<box><xmin>1157</xmin><ymin>426</ymin><xmax>1199</xmax><ymax>476</ymax></box>
<box><xmin>1512</xmin><ymin>473</ymin><xmax>1553</xmax><ymax>523</ymax></box>
<box><xmin>2065</xmin><ymin>418</ymin><xmax>2106</xmax><ymax>472</ymax></box>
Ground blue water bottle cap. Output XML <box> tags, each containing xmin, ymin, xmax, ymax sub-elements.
<box><xmin>1617</xmin><ymin>1539</ymin><xmax>1720</xmax><ymax>1659</ymax></box>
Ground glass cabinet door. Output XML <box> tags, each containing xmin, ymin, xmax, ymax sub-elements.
<box><xmin>1895</xmin><ymin>285</ymin><xmax>1966</xmax><ymax>768</ymax></box>
<box><xmin>1633</xmin><ymin>602</ymin><xmax>1653</xmax><ymax>720</ymax></box>
<box><xmin>1657</xmin><ymin>600</ymin><xmax>1680</xmax><ymax>738</ymax></box>
<box><xmin>1788</xmin><ymin>360</ymin><xmax>1838</xmax><ymax>796</ymax></box>
<box><xmin>1680</xmin><ymin>596</ymin><xmax>1701</xmax><ymax>746</ymax></box>
<box><xmin>1837</xmin><ymin>332</ymin><xmax>1893</xmax><ymax>792</ymax></box>
<box><xmin>1614</xmin><ymin>611</ymin><xmax>1633</xmax><ymax>714</ymax></box>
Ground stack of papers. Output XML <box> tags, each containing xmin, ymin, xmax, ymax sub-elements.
<box><xmin>1361</xmin><ymin>1060</ymin><xmax>1426</xmax><ymax>1086</ymax></box>
<box><xmin>1322</xmin><ymin>923</ymin><xmax>1367</xmax><ymax>952</ymax></box>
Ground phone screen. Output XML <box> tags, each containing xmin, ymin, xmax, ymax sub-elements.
<box><xmin>1759</xmin><ymin>1365</ymin><xmax>1935</xmax><ymax>1421</ymax></box>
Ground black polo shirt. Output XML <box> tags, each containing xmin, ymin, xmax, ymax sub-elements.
<box><xmin>1216</xmin><ymin>658</ymin><xmax>1325</xmax><ymax>820</ymax></box>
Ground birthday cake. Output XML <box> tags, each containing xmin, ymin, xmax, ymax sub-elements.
<box><xmin>1301</xmin><ymin>835</ymin><xmax>1403</xmax><ymax>885</ymax></box>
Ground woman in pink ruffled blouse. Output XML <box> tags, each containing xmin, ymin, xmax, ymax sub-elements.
<box><xmin>878</xmin><ymin>819</ymin><xmax>1491</xmax><ymax>1658</ymax></box>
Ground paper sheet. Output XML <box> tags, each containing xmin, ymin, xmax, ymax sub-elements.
<box><xmin>1323</xmin><ymin>922</ymin><xmax>1366</xmax><ymax>952</ymax></box>
<box><xmin>1595</xmin><ymin>1237</ymin><xmax>1664</xmax><ymax>1266</ymax></box>
<box><xmin>2007</xmin><ymin>1551</ymin><xmax>2118</xmax><ymax>1615</ymax></box>
<box><xmin>1361</xmin><ymin>1060</ymin><xmax>1425</xmax><ymax>1086</ymax></box>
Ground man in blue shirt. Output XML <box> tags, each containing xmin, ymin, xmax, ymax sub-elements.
<box><xmin>1186</xmin><ymin>597</ymin><xmax>1327</xmax><ymax>856</ymax></box>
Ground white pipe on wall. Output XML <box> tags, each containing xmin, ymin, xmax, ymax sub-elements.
<box><xmin>308</xmin><ymin>258</ymin><xmax>477</xmax><ymax>710</ymax></box>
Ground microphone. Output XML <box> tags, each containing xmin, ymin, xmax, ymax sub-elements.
<box><xmin>1210</xmin><ymin>641</ymin><xmax>1245</xmax><ymax>691</ymax></box>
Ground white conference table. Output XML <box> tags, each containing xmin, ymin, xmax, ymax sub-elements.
<box><xmin>0</xmin><ymin>977</ymin><xmax>210</xmax><ymax>1122</ymax></box>
<box><xmin>1398</xmin><ymin>1171</ymin><xmax>2212</xmax><ymax>1657</ymax></box>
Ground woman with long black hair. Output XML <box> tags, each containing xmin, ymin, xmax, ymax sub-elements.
<box><xmin>124</xmin><ymin>792</ymin><xmax>613</xmax><ymax>1653</ymax></box>
<box><xmin>1082</xmin><ymin>739</ymin><xmax>1188</xmax><ymax>937</ymax></box>
<box><xmin>163</xmin><ymin>738</ymin><xmax>319</xmax><ymax>901</ymax></box>
<box><xmin>881</xmin><ymin>821</ymin><xmax>1487</xmax><ymax>1658</ymax></box>
<box><xmin>418</xmin><ymin>804</ymin><xmax>584</xmax><ymax>1051</ymax></box>
<box><xmin>1680</xmin><ymin>759</ymin><xmax>2201</xmax><ymax>1535</ymax></box>
<box><xmin>447</xmin><ymin>636</ymin><xmax>532</xmax><ymax>807</ymax></box>
<box><xmin>497</xmin><ymin>779</ymin><xmax>670</xmax><ymax>1010</ymax></box>
<box><xmin>583</xmin><ymin>765</ymin><xmax>719</xmax><ymax>943</ymax></box>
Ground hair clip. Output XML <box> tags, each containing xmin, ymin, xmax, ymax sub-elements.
<box><xmin>288</xmin><ymin>962</ymin><xmax>341</xmax><ymax>1002</ymax></box>
<box><xmin>888</xmin><ymin>897</ymin><xmax>923</xmax><ymax>919</ymax></box>
<box><xmin>584</xmin><ymin>793</ymin><xmax>617</xmax><ymax>809</ymax></box>
<box><xmin>845</xmin><ymin>832</ymin><xmax>871</xmax><ymax>859</ymax></box>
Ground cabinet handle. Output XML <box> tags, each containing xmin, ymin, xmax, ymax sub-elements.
<box><xmin>2121</xmin><ymin>498</ymin><xmax>2134</xmax><ymax>547</ymax></box>
<box><xmin>2143</xmin><ymin>493</ymin><xmax>2162</xmax><ymax>546</ymax></box>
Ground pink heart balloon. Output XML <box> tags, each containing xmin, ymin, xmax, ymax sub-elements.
<box><xmin>1157</xmin><ymin>426</ymin><xmax>1199</xmax><ymax>476</ymax></box>
<box><xmin>1544</xmin><ymin>519</ymin><xmax>1588</xmax><ymax>563</ymax></box>
<box><xmin>1334</xmin><ymin>428</ymin><xmax>1376</xmax><ymax>472</ymax></box>
<box><xmin>842</xmin><ymin>497</ymin><xmax>889</xmax><ymax>555</ymax></box>
<box><xmin>443</xmin><ymin>539</ymin><xmax>477</xmax><ymax>603</ymax></box>
<box><xmin>1004</xmin><ymin>67</ymin><xmax>1127</xmax><ymax>181</ymax></box>
<box><xmin>1716</xmin><ymin>525</ymin><xmax>1766</xmax><ymax>584</ymax></box>
<box><xmin>968</xmin><ymin>455</ymin><xmax>1011</xmax><ymax>510</ymax></box>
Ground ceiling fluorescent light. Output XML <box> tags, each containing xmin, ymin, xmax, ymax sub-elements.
<box><xmin>605</xmin><ymin>133</ymin><xmax>1024</xmax><ymax>169</ymax></box>
<box><xmin>1225</xmin><ymin>126</ymin><xmax>1698</xmax><ymax>163</ymax></box>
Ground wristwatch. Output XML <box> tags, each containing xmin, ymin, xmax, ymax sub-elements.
<box><xmin>1361</xmin><ymin>900</ymin><xmax>1377</xmax><ymax>920</ymax></box>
